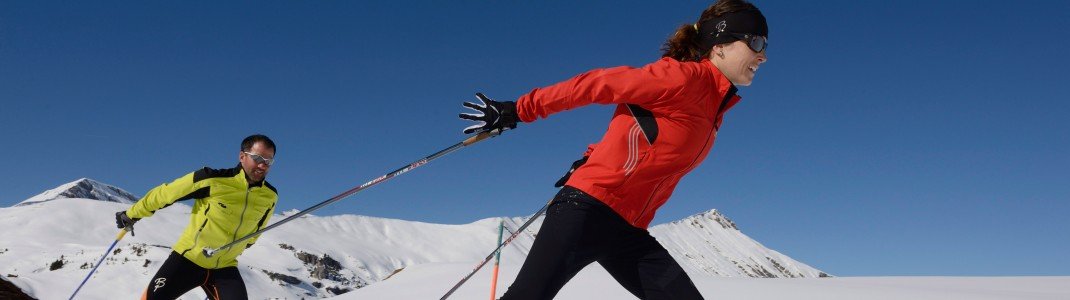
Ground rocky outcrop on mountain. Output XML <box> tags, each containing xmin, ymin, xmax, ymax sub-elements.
<box><xmin>275</xmin><ymin>244</ymin><xmax>370</xmax><ymax>297</ymax></box>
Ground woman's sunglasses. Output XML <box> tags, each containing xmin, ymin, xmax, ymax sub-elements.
<box><xmin>727</xmin><ymin>32</ymin><xmax>768</xmax><ymax>53</ymax></box>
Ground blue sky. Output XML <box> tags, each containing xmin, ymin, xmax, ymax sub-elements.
<box><xmin>2</xmin><ymin>1</ymin><xmax>1067</xmax><ymax>277</ymax></box>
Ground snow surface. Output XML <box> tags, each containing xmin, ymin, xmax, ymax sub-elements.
<box><xmin>2</xmin><ymin>179</ymin><xmax>1066</xmax><ymax>299</ymax></box>
<box><xmin>343</xmin><ymin>263</ymin><xmax>1070</xmax><ymax>300</ymax></box>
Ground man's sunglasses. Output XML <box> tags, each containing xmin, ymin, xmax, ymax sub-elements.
<box><xmin>726</xmin><ymin>32</ymin><xmax>768</xmax><ymax>53</ymax></box>
<box><xmin>244</xmin><ymin>152</ymin><xmax>275</xmax><ymax>166</ymax></box>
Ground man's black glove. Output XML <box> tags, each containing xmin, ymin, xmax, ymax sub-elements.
<box><xmin>115</xmin><ymin>211</ymin><xmax>140</xmax><ymax>235</ymax></box>
<box><xmin>554</xmin><ymin>156</ymin><xmax>589</xmax><ymax>188</ymax></box>
<box><xmin>459</xmin><ymin>93</ymin><xmax>518</xmax><ymax>134</ymax></box>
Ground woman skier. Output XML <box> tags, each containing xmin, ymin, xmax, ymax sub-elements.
<box><xmin>458</xmin><ymin>0</ymin><xmax>770</xmax><ymax>299</ymax></box>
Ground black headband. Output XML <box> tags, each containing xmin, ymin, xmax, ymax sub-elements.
<box><xmin>696</xmin><ymin>9</ymin><xmax>768</xmax><ymax>52</ymax></box>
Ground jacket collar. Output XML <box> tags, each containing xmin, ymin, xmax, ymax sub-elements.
<box><xmin>234</xmin><ymin>163</ymin><xmax>266</xmax><ymax>188</ymax></box>
<box><xmin>703</xmin><ymin>59</ymin><xmax>741</xmax><ymax>100</ymax></box>
<box><xmin>703</xmin><ymin>59</ymin><xmax>743</xmax><ymax>114</ymax></box>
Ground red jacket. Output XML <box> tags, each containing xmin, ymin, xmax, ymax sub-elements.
<box><xmin>516</xmin><ymin>57</ymin><xmax>741</xmax><ymax>229</ymax></box>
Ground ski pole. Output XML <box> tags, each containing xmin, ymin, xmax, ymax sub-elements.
<box><xmin>69</xmin><ymin>228</ymin><xmax>130</xmax><ymax>300</ymax></box>
<box><xmin>203</xmin><ymin>128</ymin><xmax>508</xmax><ymax>257</ymax></box>
<box><xmin>489</xmin><ymin>220</ymin><xmax>504</xmax><ymax>300</ymax></box>
<box><xmin>441</xmin><ymin>199</ymin><xmax>552</xmax><ymax>300</ymax></box>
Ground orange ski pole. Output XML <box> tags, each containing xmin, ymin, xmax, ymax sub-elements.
<box><xmin>490</xmin><ymin>220</ymin><xmax>504</xmax><ymax>300</ymax></box>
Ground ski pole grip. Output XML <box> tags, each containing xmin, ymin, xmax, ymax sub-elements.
<box><xmin>463</xmin><ymin>128</ymin><xmax>504</xmax><ymax>146</ymax></box>
<box><xmin>202</xmin><ymin>247</ymin><xmax>218</xmax><ymax>257</ymax></box>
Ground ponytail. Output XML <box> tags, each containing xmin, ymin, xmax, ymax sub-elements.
<box><xmin>661</xmin><ymin>23</ymin><xmax>705</xmax><ymax>62</ymax></box>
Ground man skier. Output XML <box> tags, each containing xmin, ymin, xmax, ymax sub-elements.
<box><xmin>115</xmin><ymin>134</ymin><xmax>278</xmax><ymax>299</ymax></box>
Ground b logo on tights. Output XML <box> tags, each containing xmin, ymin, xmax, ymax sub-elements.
<box><xmin>153</xmin><ymin>278</ymin><xmax>167</xmax><ymax>292</ymax></box>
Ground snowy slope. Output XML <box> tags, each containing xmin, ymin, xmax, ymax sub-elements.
<box><xmin>340</xmin><ymin>263</ymin><xmax>1070</xmax><ymax>300</ymax></box>
<box><xmin>1</xmin><ymin>179</ymin><xmax>821</xmax><ymax>299</ymax></box>
<box><xmin>0</xmin><ymin>198</ymin><xmax>534</xmax><ymax>299</ymax></box>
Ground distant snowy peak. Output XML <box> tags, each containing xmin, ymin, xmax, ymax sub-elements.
<box><xmin>14</xmin><ymin>178</ymin><xmax>139</xmax><ymax>207</ymax></box>
<box><xmin>672</xmin><ymin>208</ymin><xmax>739</xmax><ymax>231</ymax></box>
<box><xmin>649</xmin><ymin>208</ymin><xmax>827</xmax><ymax>278</ymax></box>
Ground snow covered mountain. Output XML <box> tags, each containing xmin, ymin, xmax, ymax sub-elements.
<box><xmin>650</xmin><ymin>209</ymin><xmax>827</xmax><ymax>278</ymax></box>
<box><xmin>15</xmin><ymin>178</ymin><xmax>138</xmax><ymax>207</ymax></box>
<box><xmin>0</xmin><ymin>179</ymin><xmax>824</xmax><ymax>299</ymax></box>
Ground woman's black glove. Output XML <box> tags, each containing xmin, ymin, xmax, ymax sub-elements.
<box><xmin>459</xmin><ymin>93</ymin><xmax>518</xmax><ymax>134</ymax></box>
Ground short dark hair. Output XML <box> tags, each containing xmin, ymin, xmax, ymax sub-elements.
<box><xmin>241</xmin><ymin>134</ymin><xmax>276</xmax><ymax>153</ymax></box>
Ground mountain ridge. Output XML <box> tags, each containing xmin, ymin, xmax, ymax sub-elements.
<box><xmin>0</xmin><ymin>179</ymin><xmax>825</xmax><ymax>299</ymax></box>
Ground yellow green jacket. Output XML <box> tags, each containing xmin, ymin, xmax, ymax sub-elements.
<box><xmin>126</xmin><ymin>164</ymin><xmax>277</xmax><ymax>269</ymax></box>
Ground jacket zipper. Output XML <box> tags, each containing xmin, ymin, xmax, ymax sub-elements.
<box><xmin>215</xmin><ymin>186</ymin><xmax>251</xmax><ymax>268</ymax></box>
<box><xmin>633</xmin><ymin>130</ymin><xmax>714</xmax><ymax>224</ymax></box>
<box><xmin>632</xmin><ymin>87</ymin><xmax>737</xmax><ymax>225</ymax></box>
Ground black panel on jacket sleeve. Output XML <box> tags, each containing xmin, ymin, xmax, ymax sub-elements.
<box><xmin>627</xmin><ymin>104</ymin><xmax>659</xmax><ymax>144</ymax></box>
<box><xmin>176</xmin><ymin>187</ymin><xmax>211</xmax><ymax>202</ymax></box>
<box><xmin>193</xmin><ymin>165</ymin><xmax>242</xmax><ymax>183</ymax></box>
